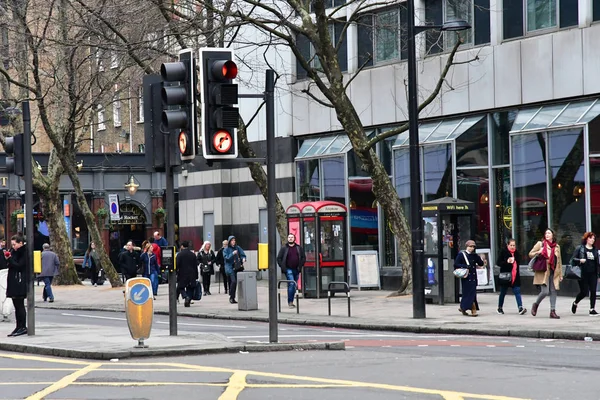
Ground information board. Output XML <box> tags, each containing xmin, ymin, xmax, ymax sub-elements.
<box><xmin>350</xmin><ymin>250</ymin><xmax>381</xmax><ymax>290</ymax></box>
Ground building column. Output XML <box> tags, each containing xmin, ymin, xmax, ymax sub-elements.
<box><xmin>490</xmin><ymin>0</ymin><xmax>504</xmax><ymax>46</ymax></box>
<box><xmin>6</xmin><ymin>191</ymin><xmax>22</xmax><ymax>239</ymax></box>
<box><xmin>579</xmin><ymin>0</ymin><xmax>593</xmax><ymax>27</ymax></box>
<box><xmin>91</xmin><ymin>191</ymin><xmax>109</xmax><ymax>255</ymax></box>
<box><xmin>147</xmin><ymin>189</ymin><xmax>165</xmax><ymax>239</ymax></box>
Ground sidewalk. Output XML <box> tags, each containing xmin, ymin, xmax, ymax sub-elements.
<box><xmin>29</xmin><ymin>280</ymin><xmax>600</xmax><ymax>341</ymax></box>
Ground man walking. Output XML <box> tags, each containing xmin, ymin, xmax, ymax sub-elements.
<box><xmin>277</xmin><ymin>233</ymin><xmax>306</xmax><ymax>308</ymax></box>
<box><xmin>176</xmin><ymin>241</ymin><xmax>198</xmax><ymax>307</ymax></box>
<box><xmin>118</xmin><ymin>241</ymin><xmax>140</xmax><ymax>281</ymax></box>
<box><xmin>215</xmin><ymin>239</ymin><xmax>229</xmax><ymax>294</ymax></box>
<box><xmin>39</xmin><ymin>244</ymin><xmax>60</xmax><ymax>302</ymax></box>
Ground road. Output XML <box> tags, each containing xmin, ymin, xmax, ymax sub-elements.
<box><xmin>1</xmin><ymin>308</ymin><xmax>599</xmax><ymax>399</ymax></box>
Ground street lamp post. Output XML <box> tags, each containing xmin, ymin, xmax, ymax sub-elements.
<box><xmin>406</xmin><ymin>0</ymin><xmax>470</xmax><ymax>319</ymax></box>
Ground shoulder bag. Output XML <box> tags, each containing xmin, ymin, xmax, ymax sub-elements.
<box><xmin>233</xmin><ymin>253</ymin><xmax>245</xmax><ymax>273</ymax></box>
<box><xmin>453</xmin><ymin>251</ymin><xmax>469</xmax><ymax>279</ymax></box>
<box><xmin>528</xmin><ymin>255</ymin><xmax>547</xmax><ymax>272</ymax></box>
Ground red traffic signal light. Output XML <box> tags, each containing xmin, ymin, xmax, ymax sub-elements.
<box><xmin>212</xmin><ymin>60</ymin><xmax>238</xmax><ymax>81</ymax></box>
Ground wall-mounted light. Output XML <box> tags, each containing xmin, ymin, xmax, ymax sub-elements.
<box><xmin>349</xmin><ymin>200</ymin><xmax>356</xmax><ymax>209</ymax></box>
<box><xmin>479</xmin><ymin>192</ymin><xmax>489</xmax><ymax>204</ymax></box>
<box><xmin>76</xmin><ymin>160</ymin><xmax>84</xmax><ymax>172</ymax></box>
<box><xmin>124</xmin><ymin>174</ymin><xmax>140</xmax><ymax>195</ymax></box>
<box><xmin>573</xmin><ymin>184</ymin><xmax>584</xmax><ymax>201</ymax></box>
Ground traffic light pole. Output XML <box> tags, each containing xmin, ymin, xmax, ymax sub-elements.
<box><xmin>164</xmin><ymin>132</ymin><xmax>178</xmax><ymax>336</ymax></box>
<box><xmin>265</xmin><ymin>70</ymin><xmax>277</xmax><ymax>343</ymax></box>
<box><xmin>23</xmin><ymin>101</ymin><xmax>35</xmax><ymax>335</ymax></box>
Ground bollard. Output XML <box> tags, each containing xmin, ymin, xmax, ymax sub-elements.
<box><xmin>277</xmin><ymin>279</ymin><xmax>299</xmax><ymax>314</ymax></box>
<box><xmin>327</xmin><ymin>282</ymin><xmax>351</xmax><ymax>317</ymax></box>
<box><xmin>124</xmin><ymin>277</ymin><xmax>154</xmax><ymax>348</ymax></box>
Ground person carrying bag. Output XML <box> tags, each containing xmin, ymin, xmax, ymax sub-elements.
<box><xmin>496</xmin><ymin>238</ymin><xmax>527</xmax><ymax>315</ymax></box>
<box><xmin>570</xmin><ymin>232</ymin><xmax>600</xmax><ymax>316</ymax></box>
<box><xmin>197</xmin><ymin>241</ymin><xmax>216</xmax><ymax>296</ymax></box>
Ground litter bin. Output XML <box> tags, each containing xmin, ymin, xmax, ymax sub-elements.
<box><xmin>237</xmin><ymin>271</ymin><xmax>258</xmax><ymax>311</ymax></box>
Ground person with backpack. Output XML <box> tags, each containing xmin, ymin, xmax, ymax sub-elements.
<box><xmin>197</xmin><ymin>241</ymin><xmax>216</xmax><ymax>296</ymax></box>
<box><xmin>223</xmin><ymin>236</ymin><xmax>246</xmax><ymax>304</ymax></box>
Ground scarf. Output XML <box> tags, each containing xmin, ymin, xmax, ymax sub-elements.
<box><xmin>541</xmin><ymin>239</ymin><xmax>557</xmax><ymax>270</ymax></box>
<box><xmin>508</xmin><ymin>248</ymin><xmax>517</xmax><ymax>285</ymax></box>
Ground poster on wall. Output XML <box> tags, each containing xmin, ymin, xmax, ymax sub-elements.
<box><xmin>475</xmin><ymin>248</ymin><xmax>494</xmax><ymax>291</ymax></box>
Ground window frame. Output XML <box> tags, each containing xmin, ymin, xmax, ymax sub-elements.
<box><xmin>503</xmin><ymin>0</ymin><xmax>579</xmax><ymax>40</ymax></box>
<box><xmin>525</xmin><ymin>0</ymin><xmax>558</xmax><ymax>33</ymax></box>
<box><xmin>113</xmin><ymin>92</ymin><xmax>121</xmax><ymax>128</ymax></box>
<box><xmin>97</xmin><ymin>105</ymin><xmax>106</xmax><ymax>131</ymax></box>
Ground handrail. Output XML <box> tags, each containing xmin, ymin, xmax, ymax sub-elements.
<box><xmin>277</xmin><ymin>279</ymin><xmax>300</xmax><ymax>314</ymax></box>
<box><xmin>327</xmin><ymin>281</ymin><xmax>351</xmax><ymax>317</ymax></box>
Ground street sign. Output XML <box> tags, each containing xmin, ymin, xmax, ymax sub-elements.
<box><xmin>109</xmin><ymin>194</ymin><xmax>120</xmax><ymax>221</ymax></box>
<box><xmin>124</xmin><ymin>277</ymin><xmax>154</xmax><ymax>347</ymax></box>
<box><xmin>212</xmin><ymin>130</ymin><xmax>233</xmax><ymax>153</ymax></box>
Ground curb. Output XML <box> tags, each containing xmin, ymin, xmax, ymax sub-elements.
<box><xmin>0</xmin><ymin>341</ymin><xmax>345</xmax><ymax>361</ymax></box>
<box><xmin>37</xmin><ymin>304</ymin><xmax>597</xmax><ymax>342</ymax></box>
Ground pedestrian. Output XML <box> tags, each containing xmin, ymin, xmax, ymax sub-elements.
<box><xmin>530</xmin><ymin>228</ymin><xmax>563</xmax><ymax>319</ymax></box>
<box><xmin>455</xmin><ymin>240</ymin><xmax>484</xmax><ymax>316</ymax></box>
<box><xmin>496</xmin><ymin>238</ymin><xmax>527</xmax><ymax>315</ymax></box>
<box><xmin>277</xmin><ymin>233</ymin><xmax>306</xmax><ymax>308</ymax></box>
<box><xmin>153</xmin><ymin>231</ymin><xmax>168</xmax><ymax>247</ymax></box>
<box><xmin>6</xmin><ymin>235</ymin><xmax>27</xmax><ymax>337</ymax></box>
<box><xmin>83</xmin><ymin>242</ymin><xmax>101</xmax><ymax>287</ymax></box>
<box><xmin>0</xmin><ymin>240</ymin><xmax>7</xmax><ymax>271</ymax></box>
<box><xmin>223</xmin><ymin>236</ymin><xmax>246</xmax><ymax>304</ymax></box>
<box><xmin>140</xmin><ymin>243</ymin><xmax>160</xmax><ymax>299</ymax></box>
<box><xmin>176</xmin><ymin>241</ymin><xmax>198</xmax><ymax>307</ymax></box>
<box><xmin>118</xmin><ymin>241</ymin><xmax>140</xmax><ymax>281</ymax></box>
<box><xmin>197</xmin><ymin>241</ymin><xmax>215</xmax><ymax>296</ymax></box>
<box><xmin>215</xmin><ymin>239</ymin><xmax>229</xmax><ymax>294</ymax></box>
<box><xmin>39</xmin><ymin>243</ymin><xmax>59</xmax><ymax>303</ymax></box>
<box><xmin>570</xmin><ymin>232</ymin><xmax>599</xmax><ymax>316</ymax></box>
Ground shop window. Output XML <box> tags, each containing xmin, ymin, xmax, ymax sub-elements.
<box><xmin>549</xmin><ymin>129</ymin><xmax>585</xmax><ymax>266</ymax></box>
<box><xmin>492</xmin><ymin>111</ymin><xmax>515</xmax><ymax>166</ymax></box>
<box><xmin>322</xmin><ymin>157</ymin><xmax>346</xmax><ymax>204</ymax></box>
<box><xmin>512</xmin><ymin>133</ymin><xmax>548</xmax><ymax>263</ymax></box>
<box><xmin>349</xmin><ymin>178</ymin><xmax>378</xmax><ymax>250</ymax></box>
<box><xmin>457</xmin><ymin>169</ymin><xmax>490</xmax><ymax>248</ymax></box>
<box><xmin>347</xmin><ymin>150</ymin><xmax>370</xmax><ymax>178</ymax></box>
<box><xmin>423</xmin><ymin>144</ymin><xmax>453</xmax><ymax>201</ymax></box>
<box><xmin>456</xmin><ymin>118</ymin><xmax>488</xmax><ymax>167</ymax></box>
<box><xmin>295</xmin><ymin>19</ymin><xmax>348</xmax><ymax>80</ymax></box>
<box><xmin>590</xmin><ymin>158</ymin><xmax>600</xmax><ymax>235</ymax></box>
<box><xmin>493</xmin><ymin>167</ymin><xmax>512</xmax><ymax>254</ymax></box>
<box><xmin>426</xmin><ymin>0</ymin><xmax>490</xmax><ymax>54</ymax></box>
<box><xmin>357</xmin><ymin>6</ymin><xmax>408</xmax><ymax>68</ymax></box>
<box><xmin>297</xmin><ymin>160</ymin><xmax>320</xmax><ymax>202</ymax></box>
<box><xmin>394</xmin><ymin>148</ymin><xmax>411</xmax><ymax>222</ymax></box>
<box><xmin>503</xmin><ymin>0</ymin><xmax>578</xmax><ymax>39</ymax></box>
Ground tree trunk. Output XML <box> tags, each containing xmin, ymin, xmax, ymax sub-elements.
<box><xmin>238</xmin><ymin>121</ymin><xmax>288</xmax><ymax>244</ymax></box>
<box><xmin>61</xmin><ymin>159</ymin><xmax>122</xmax><ymax>287</ymax></box>
<box><xmin>40</xmin><ymin>185</ymin><xmax>79</xmax><ymax>284</ymax></box>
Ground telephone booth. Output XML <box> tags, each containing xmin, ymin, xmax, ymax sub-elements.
<box><xmin>422</xmin><ymin>196</ymin><xmax>475</xmax><ymax>305</ymax></box>
<box><xmin>286</xmin><ymin>201</ymin><xmax>348</xmax><ymax>298</ymax></box>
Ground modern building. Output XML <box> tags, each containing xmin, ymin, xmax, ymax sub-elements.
<box><xmin>178</xmin><ymin>0</ymin><xmax>600</xmax><ymax>288</ymax></box>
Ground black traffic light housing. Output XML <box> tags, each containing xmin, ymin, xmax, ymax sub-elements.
<box><xmin>199</xmin><ymin>48</ymin><xmax>239</xmax><ymax>160</ymax></box>
<box><xmin>5</xmin><ymin>133</ymin><xmax>24</xmax><ymax>176</ymax></box>
<box><xmin>160</xmin><ymin>49</ymin><xmax>197</xmax><ymax>162</ymax></box>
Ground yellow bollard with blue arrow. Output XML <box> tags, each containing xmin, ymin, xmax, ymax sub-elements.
<box><xmin>124</xmin><ymin>277</ymin><xmax>154</xmax><ymax>348</ymax></box>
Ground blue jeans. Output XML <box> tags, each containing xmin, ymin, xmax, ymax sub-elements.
<box><xmin>498</xmin><ymin>285</ymin><xmax>523</xmax><ymax>309</ymax></box>
<box><xmin>42</xmin><ymin>277</ymin><xmax>54</xmax><ymax>301</ymax></box>
<box><xmin>150</xmin><ymin>273</ymin><xmax>159</xmax><ymax>296</ymax></box>
<box><xmin>285</xmin><ymin>269</ymin><xmax>299</xmax><ymax>304</ymax></box>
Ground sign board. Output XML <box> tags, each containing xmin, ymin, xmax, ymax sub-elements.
<box><xmin>109</xmin><ymin>194</ymin><xmax>120</xmax><ymax>221</ymax></box>
<box><xmin>161</xmin><ymin>246</ymin><xmax>176</xmax><ymax>272</ymax></box>
<box><xmin>350</xmin><ymin>250</ymin><xmax>380</xmax><ymax>290</ymax></box>
<box><xmin>475</xmin><ymin>248</ymin><xmax>495</xmax><ymax>291</ymax></box>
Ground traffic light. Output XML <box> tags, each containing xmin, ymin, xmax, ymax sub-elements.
<box><xmin>199</xmin><ymin>48</ymin><xmax>239</xmax><ymax>159</ymax></box>
<box><xmin>160</xmin><ymin>49</ymin><xmax>197</xmax><ymax>162</ymax></box>
<box><xmin>5</xmin><ymin>133</ymin><xmax>24</xmax><ymax>176</ymax></box>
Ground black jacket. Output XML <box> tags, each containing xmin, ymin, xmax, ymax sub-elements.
<box><xmin>496</xmin><ymin>248</ymin><xmax>521</xmax><ymax>287</ymax></box>
<box><xmin>176</xmin><ymin>248</ymin><xmax>198</xmax><ymax>288</ymax></box>
<box><xmin>6</xmin><ymin>246</ymin><xmax>27</xmax><ymax>298</ymax></box>
<box><xmin>118</xmin><ymin>250</ymin><xmax>140</xmax><ymax>276</ymax></box>
<box><xmin>197</xmin><ymin>250</ymin><xmax>216</xmax><ymax>275</ymax></box>
<box><xmin>571</xmin><ymin>245</ymin><xmax>600</xmax><ymax>274</ymax></box>
<box><xmin>216</xmin><ymin>247</ymin><xmax>226</xmax><ymax>267</ymax></box>
<box><xmin>277</xmin><ymin>244</ymin><xmax>306</xmax><ymax>273</ymax></box>
<box><xmin>454</xmin><ymin>250</ymin><xmax>483</xmax><ymax>283</ymax></box>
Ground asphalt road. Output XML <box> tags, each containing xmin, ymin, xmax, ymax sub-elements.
<box><xmin>1</xmin><ymin>308</ymin><xmax>600</xmax><ymax>399</ymax></box>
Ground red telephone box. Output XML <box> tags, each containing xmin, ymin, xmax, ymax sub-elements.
<box><xmin>286</xmin><ymin>201</ymin><xmax>348</xmax><ymax>298</ymax></box>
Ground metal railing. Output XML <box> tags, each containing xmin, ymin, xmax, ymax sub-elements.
<box><xmin>277</xmin><ymin>280</ymin><xmax>300</xmax><ymax>313</ymax></box>
<box><xmin>327</xmin><ymin>282</ymin><xmax>351</xmax><ymax>317</ymax></box>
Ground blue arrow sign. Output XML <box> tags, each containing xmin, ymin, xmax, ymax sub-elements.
<box><xmin>130</xmin><ymin>283</ymin><xmax>150</xmax><ymax>306</ymax></box>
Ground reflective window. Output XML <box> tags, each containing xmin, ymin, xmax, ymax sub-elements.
<box><xmin>550</xmin><ymin>100</ymin><xmax>595</xmax><ymax>127</ymax></box>
<box><xmin>457</xmin><ymin>169</ymin><xmax>491</xmax><ymax>249</ymax></box>
<box><xmin>512</xmin><ymin>133</ymin><xmax>548</xmax><ymax>264</ymax></box>
<box><xmin>521</xmin><ymin>103</ymin><xmax>566</xmax><ymax>131</ymax></box>
<box><xmin>493</xmin><ymin>167</ymin><xmax>513</xmax><ymax>254</ymax></box>
<box><xmin>424</xmin><ymin>119</ymin><xmax>461</xmax><ymax>142</ymax></box>
<box><xmin>511</xmin><ymin>107</ymin><xmax>540</xmax><ymax>132</ymax></box>
<box><xmin>549</xmin><ymin>129</ymin><xmax>585</xmax><ymax>266</ymax></box>
<box><xmin>590</xmin><ymin>158</ymin><xmax>600</xmax><ymax>234</ymax></box>
<box><xmin>325</xmin><ymin>135</ymin><xmax>350</xmax><ymax>155</ymax></box>
<box><xmin>394</xmin><ymin>149</ymin><xmax>411</xmax><ymax>222</ymax></box>
<box><xmin>349</xmin><ymin>178</ymin><xmax>378</xmax><ymax>250</ymax></box>
<box><xmin>322</xmin><ymin>157</ymin><xmax>346</xmax><ymax>204</ymax></box>
<box><xmin>297</xmin><ymin>138</ymin><xmax>319</xmax><ymax>158</ymax></box>
<box><xmin>492</xmin><ymin>111</ymin><xmax>515</xmax><ymax>165</ymax></box>
<box><xmin>423</xmin><ymin>144</ymin><xmax>453</xmax><ymax>201</ymax></box>
<box><xmin>348</xmin><ymin>150</ymin><xmax>370</xmax><ymax>178</ymax></box>
<box><xmin>320</xmin><ymin>219</ymin><xmax>345</xmax><ymax>261</ymax></box>
<box><xmin>527</xmin><ymin>0</ymin><xmax>557</xmax><ymax>32</ymax></box>
<box><xmin>303</xmin><ymin>136</ymin><xmax>335</xmax><ymax>158</ymax></box>
<box><xmin>456</xmin><ymin>118</ymin><xmax>488</xmax><ymax>167</ymax></box>
<box><xmin>297</xmin><ymin>160</ymin><xmax>320</xmax><ymax>202</ymax></box>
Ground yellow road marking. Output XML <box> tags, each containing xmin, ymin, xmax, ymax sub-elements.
<box><xmin>0</xmin><ymin>352</ymin><xmax>90</xmax><ymax>365</ymax></box>
<box><xmin>0</xmin><ymin>368</ymin><xmax>78</xmax><ymax>371</ymax></box>
<box><xmin>25</xmin><ymin>363</ymin><xmax>101</xmax><ymax>400</ymax></box>
<box><xmin>218</xmin><ymin>372</ymin><xmax>247</xmax><ymax>400</ymax></box>
<box><xmin>0</xmin><ymin>383</ymin><xmax>57</xmax><ymax>385</ymax></box>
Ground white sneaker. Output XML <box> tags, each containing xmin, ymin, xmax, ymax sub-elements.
<box><xmin>93</xmin><ymin>283</ymin><xmax>97</xmax><ymax>287</ymax></box>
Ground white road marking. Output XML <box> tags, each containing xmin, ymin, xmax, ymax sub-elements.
<box><xmin>60</xmin><ymin>313</ymin><xmax>247</xmax><ymax>329</ymax></box>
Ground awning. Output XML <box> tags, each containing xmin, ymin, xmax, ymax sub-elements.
<box><xmin>510</xmin><ymin>98</ymin><xmax>600</xmax><ymax>133</ymax></box>
<box><xmin>295</xmin><ymin>131</ymin><xmax>373</xmax><ymax>159</ymax></box>
<box><xmin>392</xmin><ymin>115</ymin><xmax>485</xmax><ymax>148</ymax></box>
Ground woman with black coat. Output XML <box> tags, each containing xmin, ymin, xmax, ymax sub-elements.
<box><xmin>5</xmin><ymin>235</ymin><xmax>27</xmax><ymax>337</ymax></box>
<box><xmin>197</xmin><ymin>241</ymin><xmax>216</xmax><ymax>296</ymax></box>
<box><xmin>497</xmin><ymin>238</ymin><xmax>527</xmax><ymax>315</ymax></box>
<box><xmin>570</xmin><ymin>232</ymin><xmax>600</xmax><ymax>316</ymax></box>
<box><xmin>454</xmin><ymin>239</ymin><xmax>484</xmax><ymax>316</ymax></box>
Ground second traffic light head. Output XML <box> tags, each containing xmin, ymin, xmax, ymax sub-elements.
<box><xmin>5</xmin><ymin>133</ymin><xmax>24</xmax><ymax>176</ymax></box>
<box><xmin>210</xmin><ymin>60</ymin><xmax>238</xmax><ymax>81</ymax></box>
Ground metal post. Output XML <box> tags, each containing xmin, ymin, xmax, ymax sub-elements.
<box><xmin>164</xmin><ymin>132</ymin><xmax>177</xmax><ymax>335</ymax></box>
<box><xmin>407</xmin><ymin>0</ymin><xmax>426</xmax><ymax>319</ymax></box>
<box><xmin>23</xmin><ymin>101</ymin><xmax>35</xmax><ymax>335</ymax></box>
<box><xmin>266</xmin><ymin>69</ymin><xmax>278</xmax><ymax>343</ymax></box>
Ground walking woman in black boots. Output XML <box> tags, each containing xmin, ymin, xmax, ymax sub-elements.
<box><xmin>197</xmin><ymin>241</ymin><xmax>216</xmax><ymax>296</ymax></box>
